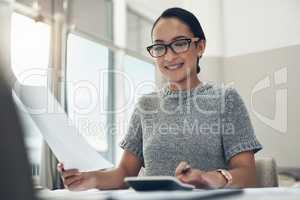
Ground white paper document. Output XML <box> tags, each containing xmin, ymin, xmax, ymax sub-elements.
<box><xmin>13</xmin><ymin>84</ymin><xmax>113</xmax><ymax>171</ymax></box>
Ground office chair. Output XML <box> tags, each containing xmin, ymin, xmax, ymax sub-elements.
<box><xmin>255</xmin><ymin>157</ymin><xmax>279</xmax><ymax>187</ymax></box>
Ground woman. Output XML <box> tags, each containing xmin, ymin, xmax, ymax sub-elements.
<box><xmin>58</xmin><ymin>7</ymin><xmax>262</xmax><ymax>190</ymax></box>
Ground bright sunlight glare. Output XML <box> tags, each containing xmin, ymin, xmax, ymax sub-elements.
<box><xmin>11</xmin><ymin>13</ymin><xmax>50</xmax><ymax>86</ymax></box>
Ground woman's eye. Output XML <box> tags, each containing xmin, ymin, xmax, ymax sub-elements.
<box><xmin>174</xmin><ymin>40</ymin><xmax>188</xmax><ymax>47</ymax></box>
<box><xmin>153</xmin><ymin>45</ymin><xmax>165</xmax><ymax>52</ymax></box>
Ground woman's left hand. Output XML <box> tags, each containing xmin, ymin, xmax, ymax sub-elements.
<box><xmin>175</xmin><ymin>162</ymin><xmax>227</xmax><ymax>189</ymax></box>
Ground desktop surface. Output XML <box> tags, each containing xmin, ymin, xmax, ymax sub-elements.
<box><xmin>37</xmin><ymin>187</ymin><xmax>300</xmax><ymax>200</ymax></box>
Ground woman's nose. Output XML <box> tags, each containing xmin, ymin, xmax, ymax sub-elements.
<box><xmin>164</xmin><ymin>47</ymin><xmax>177</xmax><ymax>61</ymax></box>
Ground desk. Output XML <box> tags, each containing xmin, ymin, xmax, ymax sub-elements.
<box><xmin>37</xmin><ymin>187</ymin><xmax>300</xmax><ymax>200</ymax></box>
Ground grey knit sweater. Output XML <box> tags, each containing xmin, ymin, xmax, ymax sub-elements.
<box><xmin>120</xmin><ymin>83</ymin><xmax>262</xmax><ymax>176</ymax></box>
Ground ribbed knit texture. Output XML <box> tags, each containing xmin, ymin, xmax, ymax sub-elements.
<box><xmin>120</xmin><ymin>83</ymin><xmax>262</xmax><ymax>176</ymax></box>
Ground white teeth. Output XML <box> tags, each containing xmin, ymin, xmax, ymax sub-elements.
<box><xmin>165</xmin><ymin>63</ymin><xmax>183</xmax><ymax>70</ymax></box>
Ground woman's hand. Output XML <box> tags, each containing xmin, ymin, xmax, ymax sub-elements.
<box><xmin>57</xmin><ymin>163</ymin><xmax>99</xmax><ymax>191</ymax></box>
<box><xmin>56</xmin><ymin>151</ymin><xmax>143</xmax><ymax>191</ymax></box>
<box><xmin>175</xmin><ymin>161</ymin><xmax>227</xmax><ymax>189</ymax></box>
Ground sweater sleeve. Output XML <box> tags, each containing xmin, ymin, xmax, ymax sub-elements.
<box><xmin>221</xmin><ymin>88</ymin><xmax>262</xmax><ymax>162</ymax></box>
<box><xmin>119</xmin><ymin>106</ymin><xmax>144</xmax><ymax>166</ymax></box>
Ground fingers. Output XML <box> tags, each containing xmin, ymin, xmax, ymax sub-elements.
<box><xmin>57</xmin><ymin>163</ymin><xmax>82</xmax><ymax>189</ymax></box>
<box><xmin>177</xmin><ymin>170</ymin><xmax>208</xmax><ymax>188</ymax></box>
<box><xmin>177</xmin><ymin>173</ymin><xmax>195</xmax><ymax>186</ymax></box>
<box><xmin>175</xmin><ymin>161</ymin><xmax>187</xmax><ymax>176</ymax></box>
<box><xmin>175</xmin><ymin>161</ymin><xmax>190</xmax><ymax>176</ymax></box>
<box><xmin>68</xmin><ymin>180</ymin><xmax>83</xmax><ymax>191</ymax></box>
<box><xmin>177</xmin><ymin>173</ymin><xmax>190</xmax><ymax>183</ymax></box>
<box><xmin>176</xmin><ymin>174</ymin><xmax>186</xmax><ymax>182</ymax></box>
<box><xmin>57</xmin><ymin>163</ymin><xmax>64</xmax><ymax>172</ymax></box>
<box><xmin>64</xmin><ymin>174</ymin><xmax>83</xmax><ymax>187</ymax></box>
<box><xmin>68</xmin><ymin>179</ymin><xmax>86</xmax><ymax>191</ymax></box>
<box><xmin>65</xmin><ymin>172</ymin><xmax>95</xmax><ymax>191</ymax></box>
<box><xmin>57</xmin><ymin>163</ymin><xmax>80</xmax><ymax>179</ymax></box>
<box><xmin>62</xmin><ymin>169</ymin><xmax>81</xmax><ymax>179</ymax></box>
<box><xmin>61</xmin><ymin>171</ymin><xmax>82</xmax><ymax>189</ymax></box>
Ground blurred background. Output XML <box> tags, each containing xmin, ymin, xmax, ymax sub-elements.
<box><xmin>0</xmin><ymin>0</ymin><xmax>299</xmax><ymax>188</ymax></box>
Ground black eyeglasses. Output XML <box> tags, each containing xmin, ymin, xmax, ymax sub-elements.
<box><xmin>146</xmin><ymin>38</ymin><xmax>200</xmax><ymax>58</ymax></box>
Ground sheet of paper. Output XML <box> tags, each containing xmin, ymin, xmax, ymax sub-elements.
<box><xmin>13</xmin><ymin>84</ymin><xmax>113</xmax><ymax>171</ymax></box>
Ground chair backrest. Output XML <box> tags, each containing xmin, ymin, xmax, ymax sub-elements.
<box><xmin>255</xmin><ymin>157</ymin><xmax>278</xmax><ymax>187</ymax></box>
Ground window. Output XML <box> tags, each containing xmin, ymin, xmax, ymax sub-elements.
<box><xmin>127</xmin><ymin>8</ymin><xmax>153</xmax><ymax>56</ymax></box>
<box><xmin>11</xmin><ymin>12</ymin><xmax>50</xmax><ymax>176</ymax></box>
<box><xmin>15</xmin><ymin>0</ymin><xmax>34</xmax><ymax>7</ymax></box>
<box><xmin>68</xmin><ymin>0</ymin><xmax>113</xmax><ymax>41</ymax></box>
<box><xmin>123</xmin><ymin>55</ymin><xmax>156</xmax><ymax>114</ymax></box>
<box><xmin>11</xmin><ymin>13</ymin><xmax>50</xmax><ymax>86</ymax></box>
<box><xmin>66</xmin><ymin>33</ymin><xmax>111</xmax><ymax>154</ymax></box>
<box><xmin>115</xmin><ymin>54</ymin><xmax>156</xmax><ymax>162</ymax></box>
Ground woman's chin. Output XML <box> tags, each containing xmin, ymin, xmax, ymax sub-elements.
<box><xmin>167</xmin><ymin>76</ymin><xmax>189</xmax><ymax>85</ymax></box>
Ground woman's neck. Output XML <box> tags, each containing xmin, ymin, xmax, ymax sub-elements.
<box><xmin>168</xmin><ymin>75</ymin><xmax>202</xmax><ymax>91</ymax></box>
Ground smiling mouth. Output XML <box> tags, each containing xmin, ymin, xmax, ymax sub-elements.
<box><xmin>165</xmin><ymin>63</ymin><xmax>184</xmax><ymax>70</ymax></box>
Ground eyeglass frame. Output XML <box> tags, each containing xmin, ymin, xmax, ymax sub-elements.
<box><xmin>146</xmin><ymin>37</ymin><xmax>201</xmax><ymax>58</ymax></box>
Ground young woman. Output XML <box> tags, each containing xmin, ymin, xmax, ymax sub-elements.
<box><xmin>58</xmin><ymin>7</ymin><xmax>262</xmax><ymax>190</ymax></box>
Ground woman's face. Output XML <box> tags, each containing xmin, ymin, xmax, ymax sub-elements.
<box><xmin>151</xmin><ymin>17</ymin><xmax>205</xmax><ymax>84</ymax></box>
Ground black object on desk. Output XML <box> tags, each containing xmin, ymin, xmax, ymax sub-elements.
<box><xmin>125</xmin><ymin>176</ymin><xmax>195</xmax><ymax>191</ymax></box>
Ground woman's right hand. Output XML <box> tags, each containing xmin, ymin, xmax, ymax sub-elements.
<box><xmin>57</xmin><ymin>163</ymin><xmax>99</xmax><ymax>191</ymax></box>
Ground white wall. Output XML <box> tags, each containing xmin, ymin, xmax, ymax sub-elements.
<box><xmin>126</xmin><ymin>0</ymin><xmax>185</xmax><ymax>21</ymax></box>
<box><xmin>222</xmin><ymin>0</ymin><xmax>300</xmax><ymax>167</ymax></box>
<box><xmin>127</xmin><ymin>0</ymin><xmax>300</xmax><ymax>57</ymax></box>
<box><xmin>184</xmin><ymin>0</ymin><xmax>224</xmax><ymax>57</ymax></box>
<box><xmin>126</xmin><ymin>0</ymin><xmax>224</xmax><ymax>57</ymax></box>
<box><xmin>223</xmin><ymin>0</ymin><xmax>300</xmax><ymax>57</ymax></box>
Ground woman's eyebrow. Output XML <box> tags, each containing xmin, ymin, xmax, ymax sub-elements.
<box><xmin>154</xmin><ymin>36</ymin><xmax>188</xmax><ymax>43</ymax></box>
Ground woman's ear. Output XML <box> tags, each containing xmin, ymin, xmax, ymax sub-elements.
<box><xmin>196</xmin><ymin>40</ymin><xmax>205</xmax><ymax>57</ymax></box>
<box><xmin>196</xmin><ymin>40</ymin><xmax>206</xmax><ymax>57</ymax></box>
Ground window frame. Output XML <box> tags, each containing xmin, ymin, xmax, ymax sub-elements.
<box><xmin>65</xmin><ymin>31</ymin><xmax>114</xmax><ymax>160</ymax></box>
<box><xmin>10</xmin><ymin>10</ymin><xmax>52</xmax><ymax>182</ymax></box>
<box><xmin>12</xmin><ymin>0</ymin><xmax>157</xmax><ymax>166</ymax></box>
